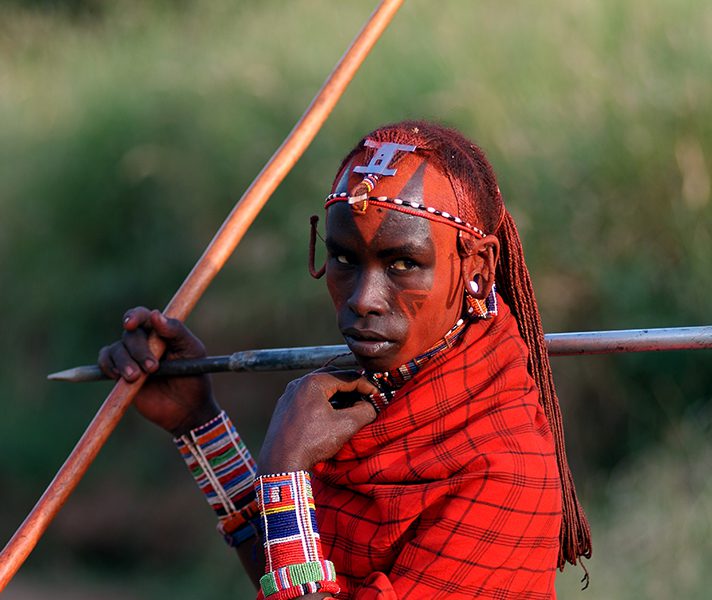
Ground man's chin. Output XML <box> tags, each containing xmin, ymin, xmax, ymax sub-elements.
<box><xmin>351</xmin><ymin>350</ymin><xmax>402</xmax><ymax>374</ymax></box>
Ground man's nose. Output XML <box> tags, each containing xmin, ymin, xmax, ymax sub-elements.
<box><xmin>347</xmin><ymin>269</ymin><xmax>388</xmax><ymax>317</ymax></box>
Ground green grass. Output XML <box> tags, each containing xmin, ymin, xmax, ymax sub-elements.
<box><xmin>557</xmin><ymin>405</ymin><xmax>712</xmax><ymax>599</ymax></box>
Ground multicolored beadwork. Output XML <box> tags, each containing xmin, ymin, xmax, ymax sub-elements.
<box><xmin>366</xmin><ymin>390</ymin><xmax>394</xmax><ymax>414</ymax></box>
<box><xmin>358</xmin><ymin>173</ymin><xmax>380</xmax><ymax>195</ymax></box>
<box><xmin>259</xmin><ymin>560</ymin><xmax>338</xmax><ymax>599</ymax></box>
<box><xmin>175</xmin><ymin>411</ymin><xmax>260</xmax><ymax>547</ymax></box>
<box><xmin>325</xmin><ymin>192</ymin><xmax>487</xmax><ymax>239</ymax></box>
<box><xmin>255</xmin><ymin>471</ymin><xmax>340</xmax><ymax>600</ymax></box>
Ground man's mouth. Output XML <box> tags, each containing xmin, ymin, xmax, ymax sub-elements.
<box><xmin>341</xmin><ymin>328</ymin><xmax>396</xmax><ymax>359</ymax></box>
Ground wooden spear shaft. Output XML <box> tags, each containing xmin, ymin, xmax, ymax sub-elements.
<box><xmin>0</xmin><ymin>0</ymin><xmax>404</xmax><ymax>590</ymax></box>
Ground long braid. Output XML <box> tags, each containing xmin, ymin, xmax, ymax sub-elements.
<box><xmin>496</xmin><ymin>211</ymin><xmax>592</xmax><ymax>571</ymax></box>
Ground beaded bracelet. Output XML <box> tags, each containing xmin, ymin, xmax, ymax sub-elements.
<box><xmin>255</xmin><ymin>471</ymin><xmax>340</xmax><ymax>599</ymax></box>
<box><xmin>174</xmin><ymin>411</ymin><xmax>260</xmax><ymax>547</ymax></box>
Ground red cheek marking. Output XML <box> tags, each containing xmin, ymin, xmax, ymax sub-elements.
<box><xmin>398</xmin><ymin>290</ymin><xmax>430</xmax><ymax>318</ymax></box>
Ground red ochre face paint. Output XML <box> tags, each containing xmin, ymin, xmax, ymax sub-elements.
<box><xmin>325</xmin><ymin>202</ymin><xmax>464</xmax><ymax>372</ymax></box>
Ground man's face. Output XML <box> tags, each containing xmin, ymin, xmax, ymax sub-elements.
<box><xmin>325</xmin><ymin>202</ymin><xmax>464</xmax><ymax>372</ymax></box>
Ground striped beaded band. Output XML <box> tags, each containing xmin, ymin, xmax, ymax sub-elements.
<box><xmin>356</xmin><ymin>173</ymin><xmax>380</xmax><ymax>195</ymax></box>
<box><xmin>325</xmin><ymin>192</ymin><xmax>487</xmax><ymax>239</ymax></box>
<box><xmin>255</xmin><ymin>471</ymin><xmax>340</xmax><ymax>600</ymax></box>
<box><xmin>259</xmin><ymin>560</ymin><xmax>339</xmax><ymax>599</ymax></box>
<box><xmin>175</xmin><ymin>411</ymin><xmax>260</xmax><ymax>547</ymax></box>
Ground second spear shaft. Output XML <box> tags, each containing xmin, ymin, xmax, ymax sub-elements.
<box><xmin>47</xmin><ymin>325</ymin><xmax>712</xmax><ymax>383</ymax></box>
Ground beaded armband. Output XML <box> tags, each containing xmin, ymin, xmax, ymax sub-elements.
<box><xmin>255</xmin><ymin>471</ymin><xmax>340</xmax><ymax>600</ymax></box>
<box><xmin>174</xmin><ymin>411</ymin><xmax>260</xmax><ymax>547</ymax></box>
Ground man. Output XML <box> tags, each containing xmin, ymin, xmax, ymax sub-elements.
<box><xmin>99</xmin><ymin>121</ymin><xmax>591</xmax><ymax>599</ymax></box>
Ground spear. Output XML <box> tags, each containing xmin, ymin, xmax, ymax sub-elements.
<box><xmin>46</xmin><ymin>325</ymin><xmax>712</xmax><ymax>383</ymax></box>
<box><xmin>0</xmin><ymin>0</ymin><xmax>404</xmax><ymax>590</ymax></box>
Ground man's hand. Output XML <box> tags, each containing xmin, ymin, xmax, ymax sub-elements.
<box><xmin>257</xmin><ymin>369</ymin><xmax>378</xmax><ymax>474</ymax></box>
<box><xmin>97</xmin><ymin>307</ymin><xmax>219</xmax><ymax>436</ymax></box>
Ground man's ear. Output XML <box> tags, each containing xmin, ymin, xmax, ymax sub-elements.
<box><xmin>458</xmin><ymin>233</ymin><xmax>500</xmax><ymax>300</ymax></box>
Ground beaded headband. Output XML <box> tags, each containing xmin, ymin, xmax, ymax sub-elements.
<box><xmin>325</xmin><ymin>140</ymin><xmax>489</xmax><ymax>239</ymax></box>
<box><xmin>324</xmin><ymin>192</ymin><xmax>487</xmax><ymax>239</ymax></box>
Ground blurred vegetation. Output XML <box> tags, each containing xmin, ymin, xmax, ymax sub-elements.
<box><xmin>0</xmin><ymin>0</ymin><xmax>710</xmax><ymax>597</ymax></box>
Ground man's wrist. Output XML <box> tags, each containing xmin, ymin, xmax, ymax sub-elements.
<box><xmin>255</xmin><ymin>471</ymin><xmax>340</xmax><ymax>599</ymax></box>
<box><xmin>256</xmin><ymin>459</ymin><xmax>311</xmax><ymax>476</ymax></box>
<box><xmin>169</xmin><ymin>397</ymin><xmax>221</xmax><ymax>437</ymax></box>
<box><xmin>257</xmin><ymin>442</ymin><xmax>313</xmax><ymax>475</ymax></box>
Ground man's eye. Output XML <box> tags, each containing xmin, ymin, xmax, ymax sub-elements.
<box><xmin>336</xmin><ymin>255</ymin><xmax>351</xmax><ymax>265</ymax></box>
<box><xmin>390</xmin><ymin>259</ymin><xmax>417</xmax><ymax>272</ymax></box>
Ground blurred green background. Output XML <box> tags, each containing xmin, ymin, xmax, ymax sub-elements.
<box><xmin>1</xmin><ymin>0</ymin><xmax>710</xmax><ymax>598</ymax></box>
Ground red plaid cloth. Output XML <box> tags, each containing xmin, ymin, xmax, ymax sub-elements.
<box><xmin>312</xmin><ymin>300</ymin><xmax>562</xmax><ymax>599</ymax></box>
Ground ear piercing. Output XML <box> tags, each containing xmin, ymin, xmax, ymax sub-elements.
<box><xmin>468</xmin><ymin>273</ymin><xmax>485</xmax><ymax>296</ymax></box>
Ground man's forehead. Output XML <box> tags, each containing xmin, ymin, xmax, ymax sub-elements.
<box><xmin>327</xmin><ymin>203</ymin><xmax>427</xmax><ymax>237</ymax></box>
<box><xmin>326</xmin><ymin>202</ymin><xmax>455</xmax><ymax>250</ymax></box>
<box><xmin>335</xmin><ymin>151</ymin><xmax>454</xmax><ymax>209</ymax></box>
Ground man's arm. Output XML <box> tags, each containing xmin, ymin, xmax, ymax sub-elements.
<box><xmin>98</xmin><ymin>307</ymin><xmax>265</xmax><ymax>587</ymax></box>
<box><xmin>236</xmin><ymin>537</ymin><xmax>264</xmax><ymax>588</ymax></box>
<box><xmin>251</xmin><ymin>371</ymin><xmax>378</xmax><ymax>600</ymax></box>
<box><xmin>98</xmin><ymin>308</ymin><xmax>380</xmax><ymax>598</ymax></box>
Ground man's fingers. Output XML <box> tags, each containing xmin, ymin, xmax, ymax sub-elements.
<box><xmin>122</xmin><ymin>306</ymin><xmax>153</xmax><ymax>332</ymax></box>
<box><xmin>149</xmin><ymin>310</ymin><xmax>179</xmax><ymax>338</ymax></box>
<box><xmin>97</xmin><ymin>345</ymin><xmax>119</xmax><ymax>380</ymax></box>
<box><xmin>330</xmin><ymin>373</ymin><xmax>380</xmax><ymax>399</ymax></box>
<box><xmin>107</xmin><ymin>342</ymin><xmax>142</xmax><ymax>382</ymax></box>
<box><xmin>351</xmin><ymin>377</ymin><xmax>381</xmax><ymax>398</ymax></box>
<box><xmin>122</xmin><ymin>328</ymin><xmax>159</xmax><ymax>373</ymax></box>
<box><xmin>337</xmin><ymin>400</ymin><xmax>378</xmax><ymax>430</ymax></box>
<box><xmin>309</xmin><ymin>371</ymin><xmax>380</xmax><ymax>398</ymax></box>
<box><xmin>149</xmin><ymin>310</ymin><xmax>206</xmax><ymax>356</ymax></box>
<box><xmin>120</xmin><ymin>308</ymin><xmax>205</xmax><ymax>360</ymax></box>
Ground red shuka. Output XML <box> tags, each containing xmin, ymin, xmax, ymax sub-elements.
<box><xmin>312</xmin><ymin>299</ymin><xmax>562</xmax><ymax>599</ymax></box>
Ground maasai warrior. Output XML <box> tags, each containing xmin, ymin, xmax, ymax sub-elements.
<box><xmin>99</xmin><ymin>121</ymin><xmax>591</xmax><ymax>599</ymax></box>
